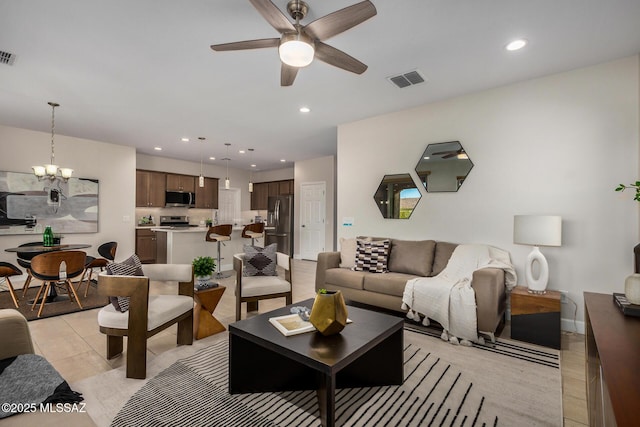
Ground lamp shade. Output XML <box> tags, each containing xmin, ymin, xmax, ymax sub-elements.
<box><xmin>513</xmin><ymin>215</ymin><xmax>562</xmax><ymax>247</ymax></box>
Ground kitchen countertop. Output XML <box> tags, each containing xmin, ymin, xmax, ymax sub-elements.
<box><xmin>150</xmin><ymin>226</ymin><xmax>247</xmax><ymax>233</ymax></box>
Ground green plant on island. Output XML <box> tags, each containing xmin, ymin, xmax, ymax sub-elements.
<box><xmin>615</xmin><ymin>182</ymin><xmax>640</xmax><ymax>202</ymax></box>
<box><xmin>192</xmin><ymin>256</ymin><xmax>216</xmax><ymax>277</ymax></box>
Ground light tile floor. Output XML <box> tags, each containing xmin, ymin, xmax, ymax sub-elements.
<box><xmin>23</xmin><ymin>259</ymin><xmax>588</xmax><ymax>426</ymax></box>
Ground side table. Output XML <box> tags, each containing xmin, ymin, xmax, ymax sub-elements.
<box><xmin>193</xmin><ymin>285</ymin><xmax>226</xmax><ymax>339</ymax></box>
<box><xmin>510</xmin><ymin>285</ymin><xmax>561</xmax><ymax>349</ymax></box>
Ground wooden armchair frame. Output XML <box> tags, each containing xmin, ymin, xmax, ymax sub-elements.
<box><xmin>234</xmin><ymin>252</ymin><xmax>292</xmax><ymax>321</ymax></box>
<box><xmin>97</xmin><ymin>265</ymin><xmax>194</xmax><ymax>379</ymax></box>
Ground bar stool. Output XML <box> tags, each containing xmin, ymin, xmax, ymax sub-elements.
<box><xmin>0</xmin><ymin>262</ymin><xmax>22</xmax><ymax>308</ymax></box>
<box><xmin>241</xmin><ymin>223</ymin><xmax>265</xmax><ymax>247</ymax></box>
<box><xmin>205</xmin><ymin>224</ymin><xmax>233</xmax><ymax>279</ymax></box>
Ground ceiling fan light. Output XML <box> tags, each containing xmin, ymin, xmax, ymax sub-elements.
<box><xmin>279</xmin><ymin>33</ymin><xmax>314</xmax><ymax>67</ymax></box>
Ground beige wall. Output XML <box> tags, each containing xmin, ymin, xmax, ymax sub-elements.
<box><xmin>294</xmin><ymin>156</ymin><xmax>336</xmax><ymax>259</ymax></box>
<box><xmin>0</xmin><ymin>125</ymin><xmax>136</xmax><ymax>268</ymax></box>
<box><xmin>254</xmin><ymin>167</ymin><xmax>294</xmax><ymax>182</ymax></box>
<box><xmin>337</xmin><ymin>55</ymin><xmax>640</xmax><ymax>331</ymax></box>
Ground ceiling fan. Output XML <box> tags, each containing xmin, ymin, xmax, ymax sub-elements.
<box><xmin>210</xmin><ymin>0</ymin><xmax>377</xmax><ymax>86</ymax></box>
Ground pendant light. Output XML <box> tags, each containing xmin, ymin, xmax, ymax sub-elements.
<box><xmin>198</xmin><ymin>137</ymin><xmax>205</xmax><ymax>187</ymax></box>
<box><xmin>224</xmin><ymin>143</ymin><xmax>231</xmax><ymax>190</ymax></box>
<box><xmin>32</xmin><ymin>102</ymin><xmax>73</xmax><ymax>182</ymax></box>
<box><xmin>248</xmin><ymin>148</ymin><xmax>254</xmax><ymax>193</ymax></box>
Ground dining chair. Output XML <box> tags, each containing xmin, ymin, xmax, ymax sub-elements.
<box><xmin>0</xmin><ymin>262</ymin><xmax>22</xmax><ymax>308</ymax></box>
<box><xmin>29</xmin><ymin>251</ymin><xmax>86</xmax><ymax>318</ymax></box>
<box><xmin>16</xmin><ymin>241</ymin><xmax>43</xmax><ymax>298</ymax></box>
<box><xmin>233</xmin><ymin>251</ymin><xmax>292</xmax><ymax>321</ymax></box>
<box><xmin>79</xmin><ymin>241</ymin><xmax>118</xmax><ymax>296</ymax></box>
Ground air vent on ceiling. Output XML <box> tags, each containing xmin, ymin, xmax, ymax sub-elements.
<box><xmin>387</xmin><ymin>70</ymin><xmax>426</xmax><ymax>89</ymax></box>
<box><xmin>0</xmin><ymin>50</ymin><xmax>16</xmax><ymax>66</ymax></box>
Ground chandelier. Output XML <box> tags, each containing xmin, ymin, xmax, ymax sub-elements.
<box><xmin>32</xmin><ymin>102</ymin><xmax>73</xmax><ymax>181</ymax></box>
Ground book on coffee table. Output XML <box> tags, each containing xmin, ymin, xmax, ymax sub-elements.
<box><xmin>269</xmin><ymin>313</ymin><xmax>316</xmax><ymax>336</ymax></box>
<box><xmin>613</xmin><ymin>293</ymin><xmax>640</xmax><ymax>317</ymax></box>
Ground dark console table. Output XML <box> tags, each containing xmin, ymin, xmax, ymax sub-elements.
<box><xmin>584</xmin><ymin>292</ymin><xmax>640</xmax><ymax>427</ymax></box>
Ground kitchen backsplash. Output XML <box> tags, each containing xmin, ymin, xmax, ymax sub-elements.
<box><xmin>135</xmin><ymin>207</ymin><xmax>266</xmax><ymax>226</ymax></box>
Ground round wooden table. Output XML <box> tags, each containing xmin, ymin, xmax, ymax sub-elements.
<box><xmin>4</xmin><ymin>243</ymin><xmax>91</xmax><ymax>253</ymax></box>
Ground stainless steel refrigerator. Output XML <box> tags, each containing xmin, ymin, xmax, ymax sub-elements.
<box><xmin>266</xmin><ymin>195</ymin><xmax>293</xmax><ymax>256</ymax></box>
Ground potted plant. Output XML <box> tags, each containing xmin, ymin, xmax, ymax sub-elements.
<box><xmin>615</xmin><ymin>182</ymin><xmax>640</xmax><ymax>201</ymax></box>
<box><xmin>192</xmin><ymin>256</ymin><xmax>216</xmax><ymax>288</ymax></box>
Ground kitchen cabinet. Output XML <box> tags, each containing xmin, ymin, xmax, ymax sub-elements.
<box><xmin>251</xmin><ymin>182</ymin><xmax>269</xmax><ymax>210</ymax></box>
<box><xmin>136</xmin><ymin>170</ymin><xmax>166</xmax><ymax>207</ymax></box>
<box><xmin>195</xmin><ymin>177</ymin><xmax>219</xmax><ymax>209</ymax></box>
<box><xmin>136</xmin><ymin>228</ymin><xmax>157</xmax><ymax>264</ymax></box>
<box><xmin>250</xmin><ymin>180</ymin><xmax>294</xmax><ymax>210</ymax></box>
<box><xmin>279</xmin><ymin>180</ymin><xmax>293</xmax><ymax>195</ymax></box>
<box><xmin>166</xmin><ymin>173</ymin><xmax>195</xmax><ymax>192</ymax></box>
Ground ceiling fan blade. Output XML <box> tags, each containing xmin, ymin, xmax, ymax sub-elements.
<box><xmin>281</xmin><ymin>63</ymin><xmax>299</xmax><ymax>86</ymax></box>
<box><xmin>211</xmin><ymin>38</ymin><xmax>280</xmax><ymax>51</ymax></box>
<box><xmin>249</xmin><ymin>0</ymin><xmax>296</xmax><ymax>34</ymax></box>
<box><xmin>304</xmin><ymin>1</ymin><xmax>377</xmax><ymax>41</ymax></box>
<box><xmin>314</xmin><ymin>42</ymin><xmax>367</xmax><ymax>74</ymax></box>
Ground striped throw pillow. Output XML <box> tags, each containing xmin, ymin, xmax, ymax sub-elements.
<box><xmin>353</xmin><ymin>239</ymin><xmax>390</xmax><ymax>273</ymax></box>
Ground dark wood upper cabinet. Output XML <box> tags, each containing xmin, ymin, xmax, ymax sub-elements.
<box><xmin>195</xmin><ymin>177</ymin><xmax>219</xmax><ymax>209</ymax></box>
<box><xmin>250</xmin><ymin>179</ymin><xmax>294</xmax><ymax>210</ymax></box>
<box><xmin>166</xmin><ymin>173</ymin><xmax>195</xmax><ymax>192</ymax></box>
<box><xmin>136</xmin><ymin>170</ymin><xmax>166</xmax><ymax>207</ymax></box>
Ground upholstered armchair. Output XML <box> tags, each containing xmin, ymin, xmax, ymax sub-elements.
<box><xmin>97</xmin><ymin>264</ymin><xmax>194</xmax><ymax>379</ymax></box>
<box><xmin>233</xmin><ymin>252</ymin><xmax>292</xmax><ymax>321</ymax></box>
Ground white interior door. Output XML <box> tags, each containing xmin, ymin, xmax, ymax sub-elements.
<box><xmin>300</xmin><ymin>182</ymin><xmax>326</xmax><ymax>260</ymax></box>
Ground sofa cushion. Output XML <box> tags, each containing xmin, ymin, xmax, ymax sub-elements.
<box><xmin>325</xmin><ymin>268</ymin><xmax>366</xmax><ymax>290</ymax></box>
<box><xmin>353</xmin><ymin>239</ymin><xmax>390</xmax><ymax>273</ymax></box>
<box><xmin>388</xmin><ymin>239</ymin><xmax>436</xmax><ymax>276</ymax></box>
<box><xmin>364</xmin><ymin>272</ymin><xmax>421</xmax><ymax>297</ymax></box>
<box><xmin>431</xmin><ymin>242</ymin><xmax>458</xmax><ymax>276</ymax></box>
<box><xmin>339</xmin><ymin>237</ymin><xmax>357</xmax><ymax>268</ymax></box>
<box><xmin>97</xmin><ymin>295</ymin><xmax>193</xmax><ymax>331</ymax></box>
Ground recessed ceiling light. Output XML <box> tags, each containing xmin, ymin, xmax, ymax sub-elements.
<box><xmin>239</xmin><ymin>150</ymin><xmax>245</xmax><ymax>154</ymax></box>
<box><xmin>423</xmin><ymin>156</ymin><xmax>430</xmax><ymax>160</ymax></box>
<box><xmin>209</xmin><ymin>156</ymin><xmax>216</xmax><ymax>160</ymax></box>
<box><xmin>154</xmin><ymin>147</ymin><xmax>162</xmax><ymax>151</ymax></box>
<box><xmin>299</xmin><ymin>106</ymin><xmax>311</xmax><ymax>113</ymax></box>
<box><xmin>280</xmin><ymin>159</ymin><xmax>286</xmax><ymax>162</ymax></box>
<box><xmin>181</xmin><ymin>137</ymin><xmax>189</xmax><ymax>142</ymax></box>
<box><xmin>505</xmin><ymin>39</ymin><xmax>527</xmax><ymax>51</ymax></box>
<box><xmin>251</xmin><ymin>164</ymin><xmax>256</xmax><ymax>168</ymax></box>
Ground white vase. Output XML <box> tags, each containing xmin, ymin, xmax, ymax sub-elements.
<box><xmin>195</xmin><ymin>275</ymin><xmax>212</xmax><ymax>288</ymax></box>
<box><xmin>624</xmin><ymin>274</ymin><xmax>640</xmax><ymax>305</ymax></box>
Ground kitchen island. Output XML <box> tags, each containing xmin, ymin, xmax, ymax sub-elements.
<box><xmin>152</xmin><ymin>226</ymin><xmax>264</xmax><ymax>271</ymax></box>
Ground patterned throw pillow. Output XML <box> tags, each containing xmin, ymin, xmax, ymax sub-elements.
<box><xmin>105</xmin><ymin>254</ymin><xmax>144</xmax><ymax>312</ymax></box>
<box><xmin>353</xmin><ymin>239</ymin><xmax>390</xmax><ymax>273</ymax></box>
<box><xmin>243</xmin><ymin>243</ymin><xmax>278</xmax><ymax>277</ymax></box>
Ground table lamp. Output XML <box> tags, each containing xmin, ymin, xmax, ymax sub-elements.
<box><xmin>513</xmin><ymin>215</ymin><xmax>562</xmax><ymax>294</ymax></box>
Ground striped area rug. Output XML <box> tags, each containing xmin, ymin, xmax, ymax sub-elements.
<box><xmin>111</xmin><ymin>329</ymin><xmax>561</xmax><ymax>427</ymax></box>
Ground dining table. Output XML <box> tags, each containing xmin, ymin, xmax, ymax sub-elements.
<box><xmin>4</xmin><ymin>243</ymin><xmax>92</xmax><ymax>303</ymax></box>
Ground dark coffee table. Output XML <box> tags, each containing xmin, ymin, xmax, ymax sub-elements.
<box><xmin>228</xmin><ymin>298</ymin><xmax>404</xmax><ymax>427</ymax></box>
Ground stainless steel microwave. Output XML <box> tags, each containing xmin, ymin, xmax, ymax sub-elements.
<box><xmin>165</xmin><ymin>191</ymin><xmax>195</xmax><ymax>208</ymax></box>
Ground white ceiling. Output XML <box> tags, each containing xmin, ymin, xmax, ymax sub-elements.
<box><xmin>1</xmin><ymin>0</ymin><xmax>639</xmax><ymax>171</ymax></box>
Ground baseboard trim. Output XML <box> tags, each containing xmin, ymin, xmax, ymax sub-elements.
<box><xmin>561</xmin><ymin>318</ymin><xmax>585</xmax><ymax>334</ymax></box>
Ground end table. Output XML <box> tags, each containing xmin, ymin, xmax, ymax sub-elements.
<box><xmin>193</xmin><ymin>285</ymin><xmax>226</xmax><ymax>339</ymax></box>
<box><xmin>510</xmin><ymin>285</ymin><xmax>561</xmax><ymax>349</ymax></box>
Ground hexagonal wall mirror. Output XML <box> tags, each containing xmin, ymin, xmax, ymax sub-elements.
<box><xmin>415</xmin><ymin>141</ymin><xmax>474</xmax><ymax>192</ymax></box>
<box><xmin>374</xmin><ymin>173</ymin><xmax>421</xmax><ymax>219</ymax></box>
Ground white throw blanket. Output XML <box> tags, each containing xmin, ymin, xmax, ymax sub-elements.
<box><xmin>402</xmin><ymin>244</ymin><xmax>516</xmax><ymax>345</ymax></box>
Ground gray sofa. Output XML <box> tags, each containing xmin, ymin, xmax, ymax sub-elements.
<box><xmin>315</xmin><ymin>239</ymin><xmax>507</xmax><ymax>338</ymax></box>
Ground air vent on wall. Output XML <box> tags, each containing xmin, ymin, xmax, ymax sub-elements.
<box><xmin>0</xmin><ymin>50</ymin><xmax>16</xmax><ymax>66</ymax></box>
<box><xmin>387</xmin><ymin>70</ymin><xmax>426</xmax><ymax>89</ymax></box>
